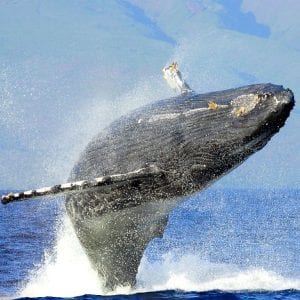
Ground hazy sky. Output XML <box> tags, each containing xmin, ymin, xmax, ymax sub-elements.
<box><xmin>0</xmin><ymin>0</ymin><xmax>299</xmax><ymax>189</ymax></box>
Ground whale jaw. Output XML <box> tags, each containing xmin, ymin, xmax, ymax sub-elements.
<box><xmin>66</xmin><ymin>83</ymin><xmax>294</xmax><ymax>291</ymax></box>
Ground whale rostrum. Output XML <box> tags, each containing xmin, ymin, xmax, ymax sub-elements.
<box><xmin>1</xmin><ymin>82</ymin><xmax>295</xmax><ymax>291</ymax></box>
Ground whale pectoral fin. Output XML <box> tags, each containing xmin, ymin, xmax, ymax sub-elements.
<box><xmin>71</xmin><ymin>199</ymin><xmax>174</xmax><ymax>290</ymax></box>
<box><xmin>1</xmin><ymin>165</ymin><xmax>165</xmax><ymax>204</ymax></box>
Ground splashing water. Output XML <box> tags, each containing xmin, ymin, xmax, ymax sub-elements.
<box><xmin>137</xmin><ymin>254</ymin><xmax>300</xmax><ymax>292</ymax></box>
<box><xmin>19</xmin><ymin>207</ymin><xmax>300</xmax><ymax>298</ymax></box>
<box><xmin>20</xmin><ymin>216</ymin><xmax>104</xmax><ymax>298</ymax></box>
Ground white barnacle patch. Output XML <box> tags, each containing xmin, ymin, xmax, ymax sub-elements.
<box><xmin>273</xmin><ymin>95</ymin><xmax>281</xmax><ymax>105</ymax></box>
<box><xmin>231</xmin><ymin>93</ymin><xmax>261</xmax><ymax>117</ymax></box>
<box><xmin>148</xmin><ymin>112</ymin><xmax>181</xmax><ymax>123</ymax></box>
<box><xmin>61</xmin><ymin>183</ymin><xmax>73</xmax><ymax>189</ymax></box>
<box><xmin>73</xmin><ymin>180</ymin><xmax>87</xmax><ymax>187</ymax></box>
<box><xmin>24</xmin><ymin>190</ymin><xmax>34</xmax><ymax>196</ymax></box>
<box><xmin>36</xmin><ymin>186</ymin><xmax>52</xmax><ymax>194</ymax></box>
<box><xmin>95</xmin><ymin>176</ymin><xmax>105</xmax><ymax>183</ymax></box>
<box><xmin>11</xmin><ymin>193</ymin><xmax>20</xmax><ymax>199</ymax></box>
<box><xmin>110</xmin><ymin>173</ymin><xmax>124</xmax><ymax>180</ymax></box>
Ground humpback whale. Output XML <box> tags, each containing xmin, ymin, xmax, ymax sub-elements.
<box><xmin>1</xmin><ymin>83</ymin><xmax>294</xmax><ymax>291</ymax></box>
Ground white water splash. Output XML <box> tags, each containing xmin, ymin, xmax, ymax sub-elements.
<box><xmin>137</xmin><ymin>253</ymin><xmax>300</xmax><ymax>292</ymax></box>
<box><xmin>20</xmin><ymin>215</ymin><xmax>300</xmax><ymax>298</ymax></box>
<box><xmin>20</xmin><ymin>216</ymin><xmax>104</xmax><ymax>298</ymax></box>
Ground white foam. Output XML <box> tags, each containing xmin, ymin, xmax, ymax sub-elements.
<box><xmin>137</xmin><ymin>252</ymin><xmax>300</xmax><ymax>292</ymax></box>
<box><xmin>20</xmin><ymin>219</ymin><xmax>300</xmax><ymax>299</ymax></box>
<box><xmin>19</xmin><ymin>216</ymin><xmax>104</xmax><ymax>298</ymax></box>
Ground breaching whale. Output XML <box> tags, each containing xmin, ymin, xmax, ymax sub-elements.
<box><xmin>1</xmin><ymin>82</ymin><xmax>294</xmax><ymax>291</ymax></box>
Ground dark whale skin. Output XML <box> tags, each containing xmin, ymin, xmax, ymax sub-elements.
<box><xmin>65</xmin><ymin>83</ymin><xmax>294</xmax><ymax>290</ymax></box>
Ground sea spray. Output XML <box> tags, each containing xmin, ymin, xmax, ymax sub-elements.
<box><xmin>137</xmin><ymin>252</ymin><xmax>300</xmax><ymax>292</ymax></box>
<box><xmin>20</xmin><ymin>214</ymin><xmax>300</xmax><ymax>297</ymax></box>
<box><xmin>20</xmin><ymin>215</ymin><xmax>104</xmax><ymax>298</ymax></box>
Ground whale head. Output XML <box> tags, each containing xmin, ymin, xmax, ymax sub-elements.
<box><xmin>111</xmin><ymin>83</ymin><xmax>294</xmax><ymax>194</ymax></box>
<box><xmin>166</xmin><ymin>83</ymin><xmax>295</xmax><ymax>187</ymax></box>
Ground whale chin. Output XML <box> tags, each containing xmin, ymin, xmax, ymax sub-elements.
<box><xmin>65</xmin><ymin>83</ymin><xmax>295</xmax><ymax>291</ymax></box>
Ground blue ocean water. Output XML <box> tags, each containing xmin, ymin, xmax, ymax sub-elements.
<box><xmin>0</xmin><ymin>189</ymin><xmax>299</xmax><ymax>299</ymax></box>
<box><xmin>16</xmin><ymin>289</ymin><xmax>300</xmax><ymax>300</ymax></box>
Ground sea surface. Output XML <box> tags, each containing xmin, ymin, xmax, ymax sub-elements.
<box><xmin>0</xmin><ymin>188</ymin><xmax>299</xmax><ymax>300</ymax></box>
